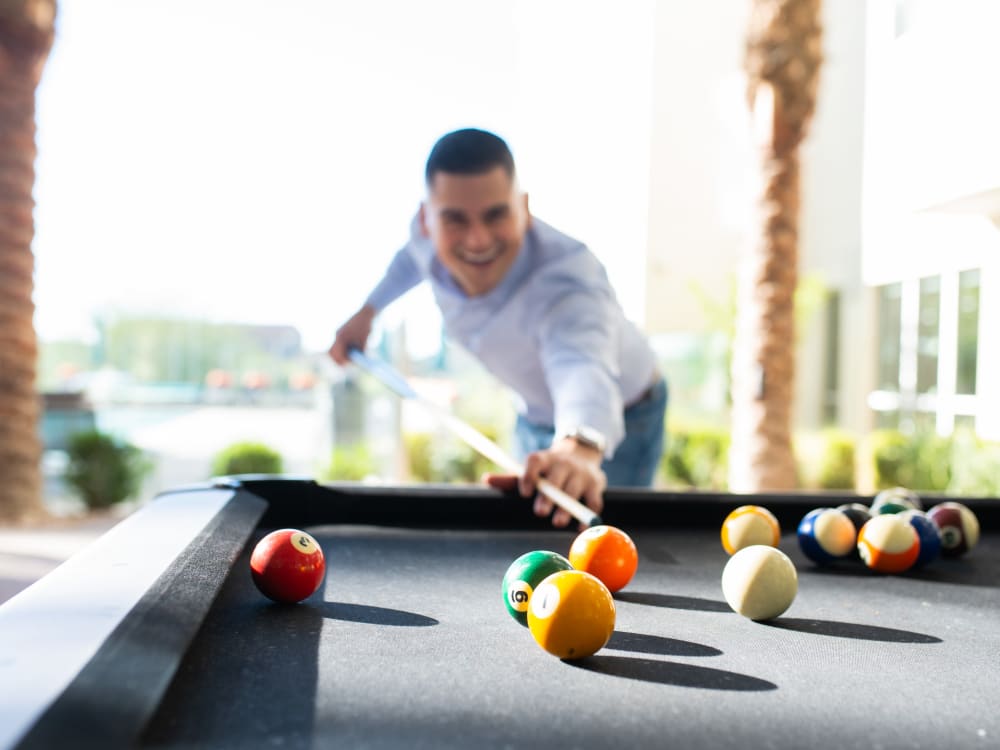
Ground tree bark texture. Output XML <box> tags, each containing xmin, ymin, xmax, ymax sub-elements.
<box><xmin>729</xmin><ymin>0</ymin><xmax>822</xmax><ymax>492</ymax></box>
<box><xmin>0</xmin><ymin>0</ymin><xmax>57</xmax><ymax>522</ymax></box>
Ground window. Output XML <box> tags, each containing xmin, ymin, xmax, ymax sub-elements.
<box><xmin>877</xmin><ymin>283</ymin><xmax>902</xmax><ymax>391</ymax></box>
<box><xmin>822</xmin><ymin>290</ymin><xmax>841</xmax><ymax>424</ymax></box>
<box><xmin>916</xmin><ymin>276</ymin><xmax>940</xmax><ymax>395</ymax></box>
<box><xmin>956</xmin><ymin>269</ymin><xmax>979</xmax><ymax>395</ymax></box>
<box><xmin>872</xmin><ymin>270</ymin><xmax>981</xmax><ymax>435</ymax></box>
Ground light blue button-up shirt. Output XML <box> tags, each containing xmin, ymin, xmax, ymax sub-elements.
<box><xmin>365</xmin><ymin>216</ymin><xmax>657</xmax><ymax>455</ymax></box>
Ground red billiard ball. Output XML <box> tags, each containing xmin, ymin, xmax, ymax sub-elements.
<box><xmin>250</xmin><ymin>529</ymin><xmax>326</xmax><ymax>603</ymax></box>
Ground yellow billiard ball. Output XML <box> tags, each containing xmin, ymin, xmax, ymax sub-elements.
<box><xmin>527</xmin><ymin>570</ymin><xmax>615</xmax><ymax>660</ymax></box>
<box><xmin>721</xmin><ymin>505</ymin><xmax>781</xmax><ymax>555</ymax></box>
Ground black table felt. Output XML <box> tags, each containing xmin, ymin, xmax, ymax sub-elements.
<box><xmin>141</xmin><ymin>524</ymin><xmax>1000</xmax><ymax>750</ymax></box>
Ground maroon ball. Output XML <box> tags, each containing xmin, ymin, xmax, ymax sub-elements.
<box><xmin>926</xmin><ymin>502</ymin><xmax>980</xmax><ymax>558</ymax></box>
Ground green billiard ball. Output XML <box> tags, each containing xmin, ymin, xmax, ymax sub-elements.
<box><xmin>872</xmin><ymin>487</ymin><xmax>922</xmax><ymax>514</ymax></box>
<box><xmin>501</xmin><ymin>550</ymin><xmax>573</xmax><ymax>627</ymax></box>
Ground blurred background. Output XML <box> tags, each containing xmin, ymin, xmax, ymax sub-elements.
<box><xmin>26</xmin><ymin>0</ymin><xmax>1000</xmax><ymax>516</ymax></box>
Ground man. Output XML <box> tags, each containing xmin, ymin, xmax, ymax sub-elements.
<box><xmin>330</xmin><ymin>128</ymin><xmax>666</xmax><ymax>527</ymax></box>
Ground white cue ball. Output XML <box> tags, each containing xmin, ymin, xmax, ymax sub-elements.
<box><xmin>721</xmin><ymin>545</ymin><xmax>798</xmax><ymax>621</ymax></box>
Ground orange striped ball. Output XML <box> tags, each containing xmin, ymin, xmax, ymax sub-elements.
<box><xmin>857</xmin><ymin>514</ymin><xmax>919</xmax><ymax>573</ymax></box>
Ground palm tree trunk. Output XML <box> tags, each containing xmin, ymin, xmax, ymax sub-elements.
<box><xmin>0</xmin><ymin>0</ymin><xmax>57</xmax><ymax>523</ymax></box>
<box><xmin>729</xmin><ymin>0</ymin><xmax>822</xmax><ymax>492</ymax></box>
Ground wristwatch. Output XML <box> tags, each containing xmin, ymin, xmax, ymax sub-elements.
<box><xmin>562</xmin><ymin>425</ymin><xmax>607</xmax><ymax>454</ymax></box>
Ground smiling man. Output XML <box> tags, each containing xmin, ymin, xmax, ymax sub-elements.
<box><xmin>329</xmin><ymin>128</ymin><xmax>667</xmax><ymax>526</ymax></box>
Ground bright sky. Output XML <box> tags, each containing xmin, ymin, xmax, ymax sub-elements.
<box><xmin>33</xmin><ymin>0</ymin><xmax>655</xmax><ymax>354</ymax></box>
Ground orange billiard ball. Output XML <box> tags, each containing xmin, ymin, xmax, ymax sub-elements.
<box><xmin>250</xmin><ymin>529</ymin><xmax>326</xmax><ymax>603</ymax></box>
<box><xmin>568</xmin><ymin>525</ymin><xmax>637</xmax><ymax>593</ymax></box>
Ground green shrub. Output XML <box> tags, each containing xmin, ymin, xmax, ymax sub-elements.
<box><xmin>404</xmin><ymin>433</ymin><xmax>434</xmax><ymax>482</ymax></box>
<box><xmin>431</xmin><ymin>441</ymin><xmax>490</xmax><ymax>483</ymax></box>
<box><xmin>404</xmin><ymin>428</ymin><xmax>497</xmax><ymax>483</ymax></box>
<box><xmin>322</xmin><ymin>443</ymin><xmax>376</xmax><ymax>481</ymax></box>
<box><xmin>211</xmin><ymin>442</ymin><xmax>284</xmax><ymax>476</ymax></box>
<box><xmin>64</xmin><ymin>430</ymin><xmax>153</xmax><ymax>509</ymax></box>
<box><xmin>662</xmin><ymin>425</ymin><xmax>729</xmax><ymax>489</ymax></box>
<box><xmin>868</xmin><ymin>429</ymin><xmax>951</xmax><ymax>491</ymax></box>
<box><xmin>816</xmin><ymin>429</ymin><xmax>856</xmax><ymax>490</ymax></box>
<box><xmin>947</xmin><ymin>430</ymin><xmax>1000</xmax><ymax>496</ymax></box>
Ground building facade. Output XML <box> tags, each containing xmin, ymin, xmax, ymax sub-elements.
<box><xmin>862</xmin><ymin>0</ymin><xmax>1000</xmax><ymax>439</ymax></box>
<box><xmin>645</xmin><ymin>0</ymin><xmax>1000</xmax><ymax>443</ymax></box>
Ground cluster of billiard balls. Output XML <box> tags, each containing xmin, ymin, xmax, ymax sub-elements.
<box><xmin>797</xmin><ymin>488</ymin><xmax>980</xmax><ymax>572</ymax></box>
<box><xmin>717</xmin><ymin>488</ymin><xmax>981</xmax><ymax>622</ymax></box>
<box><xmin>249</xmin><ymin>528</ymin><xmax>327</xmax><ymax>603</ymax></box>
<box><xmin>501</xmin><ymin>525</ymin><xmax>638</xmax><ymax>661</ymax></box>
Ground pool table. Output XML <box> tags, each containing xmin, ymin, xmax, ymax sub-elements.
<box><xmin>1</xmin><ymin>478</ymin><xmax>997</xmax><ymax>749</ymax></box>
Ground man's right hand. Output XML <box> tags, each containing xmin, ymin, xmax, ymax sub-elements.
<box><xmin>328</xmin><ymin>304</ymin><xmax>377</xmax><ymax>365</ymax></box>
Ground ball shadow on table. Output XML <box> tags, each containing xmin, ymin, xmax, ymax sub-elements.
<box><xmin>317</xmin><ymin>601</ymin><xmax>439</xmax><ymax>627</ymax></box>
<box><xmin>793</xmin><ymin>546</ymin><xmax>997</xmax><ymax>588</ymax></box>
<box><xmin>615</xmin><ymin>590</ymin><xmax>731</xmax><ymax>612</ymax></box>
<box><xmin>763</xmin><ymin>617</ymin><xmax>941</xmax><ymax>643</ymax></box>
<box><xmin>605</xmin><ymin>630</ymin><xmax>722</xmax><ymax>658</ymax></box>
<box><xmin>568</xmin><ymin>654</ymin><xmax>777</xmax><ymax>691</ymax></box>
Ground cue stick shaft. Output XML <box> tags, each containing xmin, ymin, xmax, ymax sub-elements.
<box><xmin>347</xmin><ymin>348</ymin><xmax>602</xmax><ymax>527</ymax></box>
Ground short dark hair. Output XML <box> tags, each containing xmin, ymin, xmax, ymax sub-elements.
<box><xmin>425</xmin><ymin>128</ymin><xmax>515</xmax><ymax>186</ymax></box>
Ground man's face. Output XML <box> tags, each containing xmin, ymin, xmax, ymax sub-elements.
<box><xmin>420</xmin><ymin>166</ymin><xmax>530</xmax><ymax>297</ymax></box>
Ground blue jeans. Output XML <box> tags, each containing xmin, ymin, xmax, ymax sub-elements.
<box><xmin>513</xmin><ymin>378</ymin><xmax>668</xmax><ymax>487</ymax></box>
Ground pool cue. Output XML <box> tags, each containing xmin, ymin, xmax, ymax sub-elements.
<box><xmin>347</xmin><ymin>348</ymin><xmax>602</xmax><ymax>528</ymax></box>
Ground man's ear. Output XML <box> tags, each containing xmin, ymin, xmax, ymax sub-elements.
<box><xmin>418</xmin><ymin>202</ymin><xmax>431</xmax><ymax>237</ymax></box>
<box><xmin>522</xmin><ymin>192</ymin><xmax>532</xmax><ymax>228</ymax></box>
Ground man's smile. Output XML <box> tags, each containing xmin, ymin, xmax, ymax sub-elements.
<box><xmin>454</xmin><ymin>244</ymin><xmax>504</xmax><ymax>266</ymax></box>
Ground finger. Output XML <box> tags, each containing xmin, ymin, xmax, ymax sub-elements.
<box><xmin>482</xmin><ymin>473</ymin><xmax>519</xmax><ymax>492</ymax></box>
<box><xmin>582</xmin><ymin>483</ymin><xmax>605</xmax><ymax>516</ymax></box>
<box><xmin>547</xmin><ymin>474</ymin><xmax>586</xmax><ymax>529</ymax></box>
<box><xmin>533</xmin><ymin>476</ymin><xmax>569</xmax><ymax>518</ymax></box>
<box><xmin>520</xmin><ymin>452</ymin><xmax>549</xmax><ymax>498</ymax></box>
<box><xmin>534</xmin><ymin>463</ymin><xmax>574</xmax><ymax>522</ymax></box>
<box><xmin>329</xmin><ymin>343</ymin><xmax>347</xmax><ymax>365</ymax></box>
<box><xmin>541</xmin><ymin>461</ymin><xmax>572</xmax><ymax>493</ymax></box>
<box><xmin>533</xmin><ymin>493</ymin><xmax>554</xmax><ymax>517</ymax></box>
<box><xmin>561</xmin><ymin>475</ymin><xmax>587</xmax><ymax>505</ymax></box>
<box><xmin>551</xmin><ymin>508</ymin><xmax>572</xmax><ymax>528</ymax></box>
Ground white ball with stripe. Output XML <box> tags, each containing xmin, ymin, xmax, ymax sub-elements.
<box><xmin>721</xmin><ymin>545</ymin><xmax>798</xmax><ymax>621</ymax></box>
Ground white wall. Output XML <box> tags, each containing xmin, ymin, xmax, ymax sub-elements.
<box><xmin>861</xmin><ymin>0</ymin><xmax>1000</xmax><ymax>439</ymax></box>
<box><xmin>644</xmin><ymin>0</ymin><xmax>751</xmax><ymax>335</ymax></box>
<box><xmin>798</xmin><ymin>0</ymin><xmax>869</xmax><ymax>431</ymax></box>
<box><xmin>862</xmin><ymin>0</ymin><xmax>1000</xmax><ymax>286</ymax></box>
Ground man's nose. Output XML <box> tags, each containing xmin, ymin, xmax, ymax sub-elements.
<box><xmin>465</xmin><ymin>220</ymin><xmax>492</xmax><ymax>250</ymax></box>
